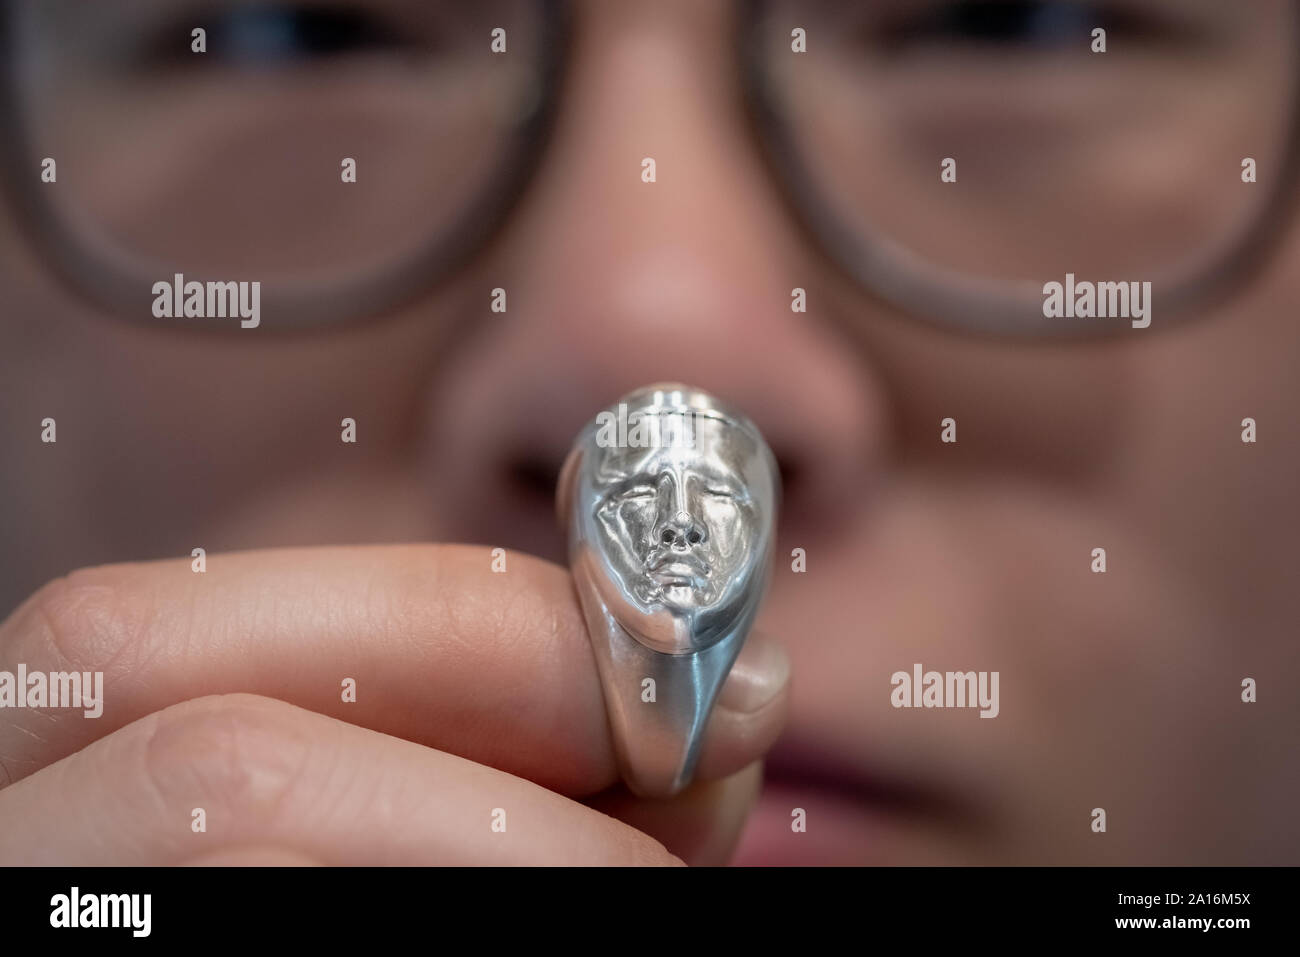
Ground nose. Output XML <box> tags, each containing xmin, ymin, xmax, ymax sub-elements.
<box><xmin>654</xmin><ymin>472</ymin><xmax>707</xmax><ymax>549</ymax></box>
<box><xmin>657</xmin><ymin>510</ymin><xmax>707</xmax><ymax>548</ymax></box>
<box><xmin>418</xmin><ymin>3</ymin><xmax>887</xmax><ymax>562</ymax></box>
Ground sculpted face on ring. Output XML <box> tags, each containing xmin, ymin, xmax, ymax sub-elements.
<box><xmin>574</xmin><ymin>388</ymin><xmax>776</xmax><ymax>654</ymax></box>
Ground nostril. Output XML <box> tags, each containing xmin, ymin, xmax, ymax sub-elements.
<box><xmin>774</xmin><ymin>451</ymin><xmax>801</xmax><ymax>498</ymax></box>
<box><xmin>504</xmin><ymin>454</ymin><xmax>562</xmax><ymax>502</ymax></box>
<box><xmin>687</xmin><ymin>529</ymin><xmax>702</xmax><ymax>545</ymax></box>
<box><xmin>661</xmin><ymin>529</ymin><xmax>674</xmax><ymax>544</ymax></box>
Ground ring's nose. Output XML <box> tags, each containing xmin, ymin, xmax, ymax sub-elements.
<box><xmin>657</xmin><ymin>507</ymin><xmax>707</xmax><ymax>549</ymax></box>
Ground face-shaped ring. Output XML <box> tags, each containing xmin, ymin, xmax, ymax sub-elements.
<box><xmin>559</xmin><ymin>384</ymin><xmax>778</xmax><ymax>796</ymax></box>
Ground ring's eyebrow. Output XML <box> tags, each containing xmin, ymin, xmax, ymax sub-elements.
<box><xmin>592</xmin><ymin>460</ymin><xmax>638</xmax><ymax>487</ymax></box>
<box><xmin>592</xmin><ymin>443</ymin><xmax>666</xmax><ymax>483</ymax></box>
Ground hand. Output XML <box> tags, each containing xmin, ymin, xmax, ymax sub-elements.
<box><xmin>0</xmin><ymin>545</ymin><xmax>790</xmax><ymax>865</ymax></box>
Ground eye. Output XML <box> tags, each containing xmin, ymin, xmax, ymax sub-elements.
<box><xmin>858</xmin><ymin>1</ymin><xmax>1197</xmax><ymax>55</ymax></box>
<box><xmin>891</xmin><ymin>2</ymin><xmax>1091</xmax><ymax>50</ymax></box>
<box><xmin>137</xmin><ymin>4</ymin><xmax>418</xmax><ymax>70</ymax></box>
<box><xmin>622</xmin><ymin>484</ymin><xmax>656</xmax><ymax>500</ymax></box>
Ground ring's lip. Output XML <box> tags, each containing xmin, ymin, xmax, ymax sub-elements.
<box><xmin>652</xmin><ymin>569</ymin><xmax>702</xmax><ymax>587</ymax></box>
<box><xmin>650</xmin><ymin>555</ymin><xmax>709</xmax><ymax>582</ymax></box>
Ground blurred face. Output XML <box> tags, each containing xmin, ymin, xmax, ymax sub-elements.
<box><xmin>2</xmin><ymin>0</ymin><xmax>1297</xmax><ymax>865</ymax></box>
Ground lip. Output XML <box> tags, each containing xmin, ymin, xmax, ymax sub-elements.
<box><xmin>649</xmin><ymin>556</ymin><xmax>708</xmax><ymax>581</ymax></box>
<box><xmin>732</xmin><ymin>734</ymin><xmax>981</xmax><ymax>865</ymax></box>
<box><xmin>765</xmin><ymin>737</ymin><xmax>968</xmax><ymax>816</ymax></box>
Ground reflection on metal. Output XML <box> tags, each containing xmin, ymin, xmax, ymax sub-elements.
<box><xmin>560</xmin><ymin>384</ymin><xmax>778</xmax><ymax>797</ymax></box>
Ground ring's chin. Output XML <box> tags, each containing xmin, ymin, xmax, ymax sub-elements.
<box><xmin>658</xmin><ymin>583</ymin><xmax>703</xmax><ymax>613</ymax></box>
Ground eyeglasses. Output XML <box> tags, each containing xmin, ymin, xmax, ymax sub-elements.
<box><xmin>1</xmin><ymin>0</ymin><xmax>569</xmax><ymax>328</ymax></box>
<box><xmin>3</xmin><ymin>0</ymin><xmax>1298</xmax><ymax>337</ymax></box>
<box><xmin>740</xmin><ymin>0</ymin><xmax>1300</xmax><ymax>336</ymax></box>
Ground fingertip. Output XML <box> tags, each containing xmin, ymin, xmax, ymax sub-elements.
<box><xmin>716</xmin><ymin>628</ymin><xmax>791</xmax><ymax>715</ymax></box>
<box><xmin>693</xmin><ymin>631</ymin><xmax>791</xmax><ymax>781</ymax></box>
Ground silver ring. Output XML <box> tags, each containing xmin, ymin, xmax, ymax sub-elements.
<box><xmin>558</xmin><ymin>383</ymin><xmax>779</xmax><ymax>798</ymax></box>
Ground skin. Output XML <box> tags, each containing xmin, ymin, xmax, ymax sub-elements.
<box><xmin>1</xmin><ymin>0</ymin><xmax>1297</xmax><ymax>864</ymax></box>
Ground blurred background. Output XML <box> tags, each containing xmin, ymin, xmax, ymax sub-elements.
<box><xmin>2</xmin><ymin>0</ymin><xmax>1298</xmax><ymax>863</ymax></box>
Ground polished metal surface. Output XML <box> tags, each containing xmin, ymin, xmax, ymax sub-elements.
<box><xmin>559</xmin><ymin>383</ymin><xmax>779</xmax><ymax>797</ymax></box>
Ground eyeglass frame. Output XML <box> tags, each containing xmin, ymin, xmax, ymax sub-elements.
<box><xmin>0</xmin><ymin>0</ymin><xmax>574</xmax><ymax>332</ymax></box>
<box><xmin>1</xmin><ymin>0</ymin><xmax>1298</xmax><ymax>339</ymax></box>
<box><xmin>737</xmin><ymin>0</ymin><xmax>1300</xmax><ymax>339</ymax></box>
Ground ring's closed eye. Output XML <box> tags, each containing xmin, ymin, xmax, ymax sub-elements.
<box><xmin>706</xmin><ymin>485</ymin><xmax>752</xmax><ymax>506</ymax></box>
